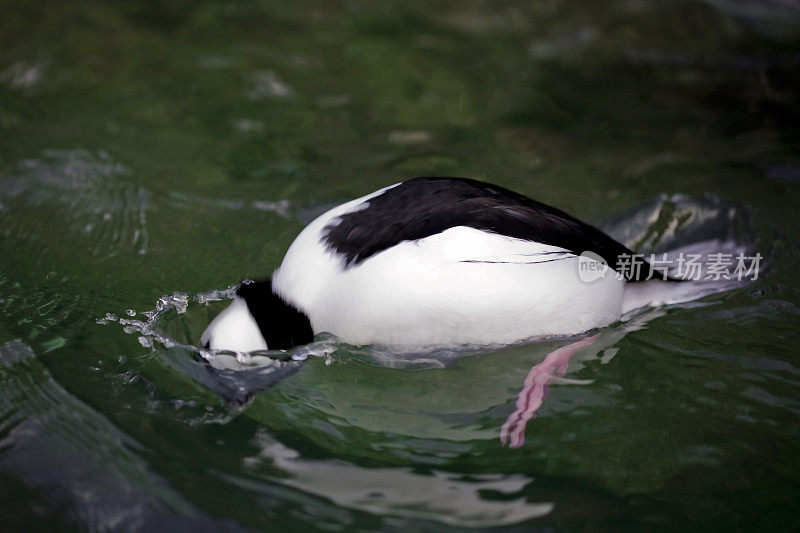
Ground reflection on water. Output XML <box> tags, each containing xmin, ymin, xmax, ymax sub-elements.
<box><xmin>235</xmin><ymin>429</ymin><xmax>553</xmax><ymax>527</ymax></box>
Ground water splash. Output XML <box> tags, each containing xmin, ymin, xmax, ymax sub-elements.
<box><xmin>103</xmin><ymin>283</ymin><xmax>335</xmax><ymax>364</ymax></box>
<box><xmin>102</xmin><ymin>282</ymin><xmax>336</xmax><ymax>403</ymax></box>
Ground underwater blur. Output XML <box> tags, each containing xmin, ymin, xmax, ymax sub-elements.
<box><xmin>1</xmin><ymin>0</ymin><xmax>799</xmax><ymax>530</ymax></box>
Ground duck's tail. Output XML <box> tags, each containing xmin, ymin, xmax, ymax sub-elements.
<box><xmin>621</xmin><ymin>239</ymin><xmax>757</xmax><ymax>315</ymax></box>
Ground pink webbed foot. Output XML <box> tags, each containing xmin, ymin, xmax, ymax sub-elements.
<box><xmin>500</xmin><ymin>333</ymin><xmax>600</xmax><ymax>448</ymax></box>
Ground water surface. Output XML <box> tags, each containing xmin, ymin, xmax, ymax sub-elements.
<box><xmin>1</xmin><ymin>0</ymin><xmax>799</xmax><ymax>530</ymax></box>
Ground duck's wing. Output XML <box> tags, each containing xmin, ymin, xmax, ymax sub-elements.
<box><xmin>322</xmin><ymin>176</ymin><xmax>653</xmax><ymax>281</ymax></box>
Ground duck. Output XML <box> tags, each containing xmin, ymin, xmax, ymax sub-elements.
<box><xmin>200</xmin><ymin>176</ymin><xmax>680</xmax><ymax>352</ymax></box>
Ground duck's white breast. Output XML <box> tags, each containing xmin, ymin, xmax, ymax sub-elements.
<box><xmin>272</xmin><ymin>187</ymin><xmax>625</xmax><ymax>346</ymax></box>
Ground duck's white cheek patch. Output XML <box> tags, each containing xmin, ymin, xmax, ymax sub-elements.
<box><xmin>200</xmin><ymin>297</ymin><xmax>268</xmax><ymax>353</ymax></box>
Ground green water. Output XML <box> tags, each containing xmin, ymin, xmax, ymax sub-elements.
<box><xmin>1</xmin><ymin>0</ymin><xmax>799</xmax><ymax>530</ymax></box>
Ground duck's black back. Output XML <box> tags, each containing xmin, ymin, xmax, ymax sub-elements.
<box><xmin>322</xmin><ymin>177</ymin><xmax>656</xmax><ymax>281</ymax></box>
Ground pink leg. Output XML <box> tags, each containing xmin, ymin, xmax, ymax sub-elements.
<box><xmin>500</xmin><ymin>333</ymin><xmax>600</xmax><ymax>448</ymax></box>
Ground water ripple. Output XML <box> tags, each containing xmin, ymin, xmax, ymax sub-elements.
<box><xmin>0</xmin><ymin>149</ymin><xmax>149</xmax><ymax>256</ymax></box>
<box><xmin>0</xmin><ymin>339</ymin><xmax>249</xmax><ymax>532</ymax></box>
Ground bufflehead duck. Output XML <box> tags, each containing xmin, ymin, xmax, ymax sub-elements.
<box><xmin>201</xmin><ymin>176</ymin><xmax>676</xmax><ymax>351</ymax></box>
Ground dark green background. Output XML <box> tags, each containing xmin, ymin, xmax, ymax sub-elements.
<box><xmin>1</xmin><ymin>1</ymin><xmax>798</xmax><ymax>530</ymax></box>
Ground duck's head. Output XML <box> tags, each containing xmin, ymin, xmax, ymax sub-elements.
<box><xmin>200</xmin><ymin>279</ymin><xmax>314</xmax><ymax>353</ymax></box>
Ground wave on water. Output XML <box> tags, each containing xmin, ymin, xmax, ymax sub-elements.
<box><xmin>0</xmin><ymin>339</ymin><xmax>249</xmax><ymax>532</ymax></box>
<box><xmin>0</xmin><ymin>149</ymin><xmax>150</xmax><ymax>257</ymax></box>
